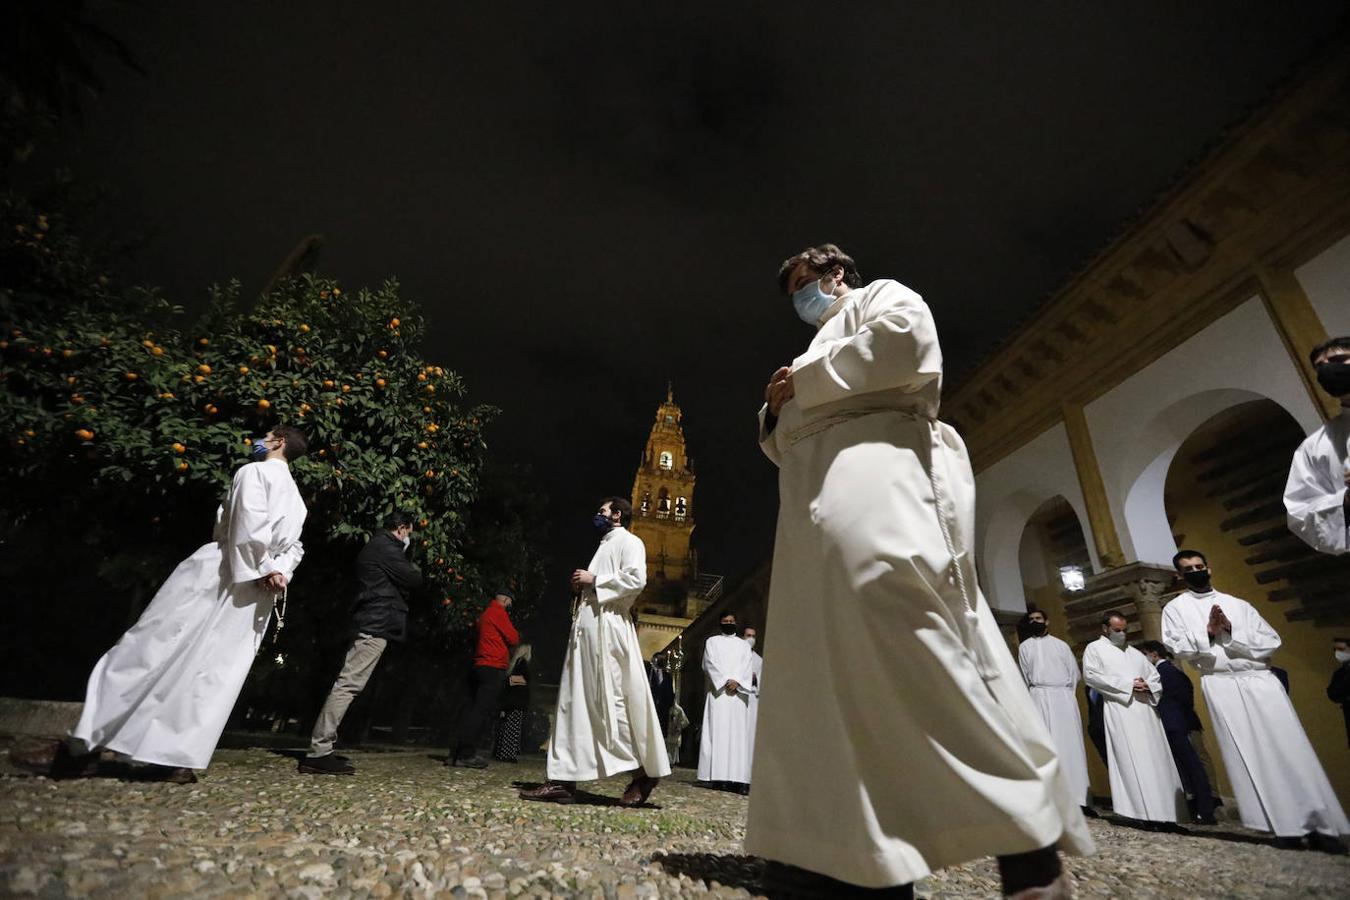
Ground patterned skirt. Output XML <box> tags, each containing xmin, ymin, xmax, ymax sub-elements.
<box><xmin>492</xmin><ymin>709</ymin><xmax>524</xmax><ymax>762</ymax></box>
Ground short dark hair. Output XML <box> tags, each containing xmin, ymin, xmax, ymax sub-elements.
<box><xmin>1172</xmin><ymin>549</ymin><xmax>1208</xmax><ymax>571</ymax></box>
<box><xmin>495</xmin><ymin>588</ymin><xmax>516</xmax><ymax>602</ymax></box>
<box><xmin>273</xmin><ymin>424</ymin><xmax>309</xmax><ymax>461</ymax></box>
<box><xmin>1137</xmin><ymin>640</ymin><xmax>1172</xmax><ymax>659</ymax></box>
<box><xmin>778</xmin><ymin>243</ymin><xmax>863</xmax><ymax>295</ymax></box>
<box><xmin>1101</xmin><ymin>610</ymin><xmax>1127</xmax><ymax>627</ymax></box>
<box><xmin>720</xmin><ymin>611</ymin><xmax>738</xmax><ymax>621</ymax></box>
<box><xmin>1308</xmin><ymin>335</ymin><xmax>1350</xmax><ymax>366</ymax></box>
<box><xmin>383</xmin><ymin>510</ymin><xmax>415</xmax><ymax>531</ymax></box>
<box><xmin>602</xmin><ymin>496</ymin><xmax>633</xmax><ymax>527</ymax></box>
<box><xmin>1021</xmin><ymin>608</ymin><xmax>1048</xmax><ymax>623</ymax></box>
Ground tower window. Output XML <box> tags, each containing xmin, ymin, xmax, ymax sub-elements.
<box><xmin>675</xmin><ymin>497</ymin><xmax>688</xmax><ymax>520</ymax></box>
<box><xmin>657</xmin><ymin>487</ymin><xmax>671</xmax><ymax>518</ymax></box>
<box><xmin>640</xmin><ymin>491</ymin><xmax>651</xmax><ymax>515</ymax></box>
<box><xmin>659</xmin><ymin>451</ymin><xmax>673</xmax><ymax>470</ymax></box>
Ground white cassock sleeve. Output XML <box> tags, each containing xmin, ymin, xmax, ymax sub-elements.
<box><xmin>1214</xmin><ymin>600</ymin><xmax>1282</xmax><ymax>663</ymax></box>
<box><xmin>757</xmin><ymin>404</ymin><xmax>782</xmax><ymax>467</ymax></box>
<box><xmin>1083</xmin><ymin>644</ymin><xmax>1136</xmax><ymax>704</ymax></box>
<box><xmin>594</xmin><ymin>535</ymin><xmax>647</xmax><ymax>605</ymax></box>
<box><xmin>226</xmin><ymin>464</ymin><xmax>281</xmax><ymax>585</ymax></box>
<box><xmin>1017</xmin><ymin>641</ymin><xmax>1034</xmax><ymax>686</ymax></box>
<box><xmin>1161</xmin><ymin>602</ymin><xmax>1214</xmax><ymax>666</ymax></box>
<box><xmin>1284</xmin><ymin>443</ymin><xmax>1348</xmax><ymax>555</ymax></box>
<box><xmin>790</xmin><ymin>281</ymin><xmax>943</xmax><ymax>410</ymax></box>
<box><xmin>1138</xmin><ymin>654</ymin><xmax>1162</xmax><ymax>707</ymax></box>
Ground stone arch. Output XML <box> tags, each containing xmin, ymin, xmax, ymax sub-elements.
<box><xmin>1115</xmin><ymin>388</ymin><xmax>1309</xmax><ymax>566</ymax></box>
<box><xmin>981</xmin><ymin>489</ymin><xmax>1095</xmax><ymax>612</ymax></box>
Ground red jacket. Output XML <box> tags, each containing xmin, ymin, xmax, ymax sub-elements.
<box><xmin>473</xmin><ymin>600</ymin><xmax>519</xmax><ymax>669</ymax></box>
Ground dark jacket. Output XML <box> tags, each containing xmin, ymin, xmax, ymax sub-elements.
<box><xmin>648</xmin><ymin>663</ymin><xmax>675</xmax><ymax>711</ymax></box>
<box><xmin>502</xmin><ymin>656</ymin><xmax>531</xmax><ymax>711</ymax></box>
<box><xmin>1328</xmin><ymin>663</ymin><xmax>1350</xmax><ymax>748</ymax></box>
<box><xmin>350</xmin><ymin>531</ymin><xmax>424</xmax><ymax>641</ymax></box>
<box><xmin>1155</xmin><ymin>659</ymin><xmax>1203</xmax><ymax>735</ymax></box>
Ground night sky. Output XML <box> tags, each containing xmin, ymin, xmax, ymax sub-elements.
<box><xmin>44</xmin><ymin>2</ymin><xmax>1348</xmax><ymax>673</ymax></box>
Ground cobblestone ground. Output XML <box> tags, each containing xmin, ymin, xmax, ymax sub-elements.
<box><xmin>2</xmin><ymin>747</ymin><xmax>1348</xmax><ymax>898</ymax></box>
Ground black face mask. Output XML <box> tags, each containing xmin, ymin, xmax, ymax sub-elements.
<box><xmin>1316</xmin><ymin>359</ymin><xmax>1350</xmax><ymax>397</ymax></box>
<box><xmin>1027</xmin><ymin>622</ymin><xmax>1047</xmax><ymax>637</ymax></box>
<box><xmin>720</xmin><ymin>623</ymin><xmax>737</xmax><ymax>635</ymax></box>
<box><xmin>1182</xmin><ymin>569</ymin><xmax>1212</xmax><ymax>591</ymax></box>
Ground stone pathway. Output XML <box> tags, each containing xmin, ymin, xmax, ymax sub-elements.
<box><xmin>1</xmin><ymin>747</ymin><xmax>1347</xmax><ymax>897</ymax></box>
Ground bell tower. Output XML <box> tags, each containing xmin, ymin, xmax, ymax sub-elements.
<box><xmin>630</xmin><ymin>383</ymin><xmax>696</xmax><ymax>586</ymax></box>
<box><xmin>629</xmin><ymin>385</ymin><xmax>719</xmax><ymax>658</ymax></box>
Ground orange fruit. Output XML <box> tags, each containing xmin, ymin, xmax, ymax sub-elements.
<box><xmin>197</xmin><ymin>364</ymin><xmax>211</xmax><ymax>375</ymax></box>
<box><xmin>125</xmin><ymin>372</ymin><xmax>138</xmax><ymax>381</ymax></box>
<box><xmin>239</xmin><ymin>365</ymin><xmax>249</xmax><ymax>374</ymax></box>
<box><xmin>375</xmin><ymin>378</ymin><xmax>386</xmax><ymax>388</ymax></box>
<box><xmin>377</xmin><ymin>349</ymin><xmax>388</xmax><ymax>359</ymax></box>
<box><xmin>71</xmin><ymin>394</ymin><xmax>84</xmax><ymax>404</ymax></box>
<box><xmin>323</xmin><ymin>380</ymin><xmax>335</xmax><ymax>389</ymax></box>
<box><xmin>177</xmin><ymin>461</ymin><xmax>189</xmax><ymax>472</ymax></box>
<box><xmin>299</xmin><ymin>324</ymin><xmax>310</xmax><ymax>333</ymax></box>
<box><xmin>172</xmin><ymin>442</ymin><xmax>186</xmax><ymax>454</ymax></box>
<box><xmin>419</xmin><ymin>518</ymin><xmax>429</xmax><ymax>528</ymax></box>
<box><xmin>141</xmin><ymin>339</ymin><xmax>155</xmax><ymax>349</ymax></box>
<box><xmin>257</xmin><ymin>398</ymin><xmax>271</xmax><ymax>409</ymax></box>
<box><xmin>435</xmin><ymin>558</ymin><xmax>445</xmax><ymax>566</ymax></box>
<box><xmin>423</xmin><ymin>406</ymin><xmax>432</xmax><ymax>413</ymax></box>
<box><xmin>151</xmin><ymin>346</ymin><xmax>163</xmax><ymax>356</ymax></box>
<box><xmin>333</xmin><ymin>287</ymin><xmax>341</xmax><ymax>296</ymax></box>
<box><xmin>425</xmin><ymin>423</ymin><xmax>439</xmax><ymax>433</ymax></box>
<box><xmin>417</xmin><ymin>441</ymin><xmax>428</xmax><ymax>449</ymax></box>
<box><xmin>75</xmin><ymin>428</ymin><xmax>94</xmax><ymax>441</ymax></box>
<box><xmin>61</xmin><ymin>349</ymin><xmax>73</xmax><ymax>358</ymax></box>
<box><xmin>389</xmin><ymin>317</ymin><xmax>401</xmax><ymax>328</ymax></box>
<box><xmin>204</xmin><ymin>403</ymin><xmax>218</xmax><ymax>414</ymax></box>
<box><xmin>417</xmin><ymin>373</ymin><xmax>427</xmax><ymax>382</ymax></box>
<box><xmin>198</xmin><ymin>337</ymin><xmax>209</xmax><ymax>346</ymax></box>
<box><xmin>341</xmin><ymin>384</ymin><xmax>351</xmax><ymax>393</ymax></box>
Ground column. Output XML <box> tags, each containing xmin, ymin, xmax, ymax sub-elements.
<box><xmin>1123</xmin><ymin>577</ymin><xmax>1170</xmax><ymax>642</ymax></box>
<box><xmin>1255</xmin><ymin>264</ymin><xmax>1337</xmax><ymax>422</ymax></box>
<box><xmin>1062</xmin><ymin>403</ymin><xmax>1127</xmax><ymax>569</ymax></box>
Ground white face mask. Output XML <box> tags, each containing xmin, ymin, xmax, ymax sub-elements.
<box><xmin>1336</xmin><ymin>650</ymin><xmax>1350</xmax><ymax>664</ymax></box>
<box><xmin>744</xmin><ymin>636</ymin><xmax>756</xmax><ymax>649</ymax></box>
<box><xmin>401</xmin><ymin>535</ymin><xmax>411</xmax><ymax>550</ymax></box>
<box><xmin>1107</xmin><ymin>631</ymin><xmax>1127</xmax><ymax>647</ymax></box>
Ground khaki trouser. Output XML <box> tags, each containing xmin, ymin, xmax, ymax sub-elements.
<box><xmin>306</xmin><ymin>633</ymin><xmax>387</xmax><ymax>758</ymax></box>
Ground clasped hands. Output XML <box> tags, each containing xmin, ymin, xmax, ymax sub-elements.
<box><xmin>724</xmin><ymin>680</ymin><xmax>741</xmax><ymax>695</ymax></box>
<box><xmin>764</xmin><ymin>366</ymin><xmax>795</xmax><ymax>417</ymax></box>
<box><xmin>1131</xmin><ymin>677</ymin><xmax>1150</xmax><ymax>696</ymax></box>
<box><xmin>570</xmin><ymin>569</ymin><xmax>596</xmax><ymax>592</ymax></box>
<box><xmin>259</xmin><ymin>572</ymin><xmax>288</xmax><ymax>591</ymax></box>
<box><xmin>1206</xmin><ymin>604</ymin><xmax>1232</xmax><ymax>638</ymax></box>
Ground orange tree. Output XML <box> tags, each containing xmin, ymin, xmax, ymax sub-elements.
<box><xmin>0</xmin><ymin>193</ymin><xmax>542</xmax><ymax>711</ymax></box>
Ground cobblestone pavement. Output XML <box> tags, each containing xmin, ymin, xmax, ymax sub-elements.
<box><xmin>2</xmin><ymin>747</ymin><xmax>1347</xmax><ymax>898</ymax></box>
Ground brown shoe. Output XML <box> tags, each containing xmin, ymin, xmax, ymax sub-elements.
<box><xmin>519</xmin><ymin>781</ymin><xmax>575</xmax><ymax>804</ymax></box>
<box><xmin>49</xmin><ymin>743</ymin><xmax>104</xmax><ymax>780</ymax></box>
<box><xmin>620</xmin><ymin>774</ymin><xmax>660</xmax><ymax>807</ymax></box>
<box><xmin>140</xmin><ymin>764</ymin><xmax>198</xmax><ymax>785</ymax></box>
<box><xmin>8</xmin><ymin>738</ymin><xmax>62</xmax><ymax>773</ymax></box>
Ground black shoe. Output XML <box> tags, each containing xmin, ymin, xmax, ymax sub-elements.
<box><xmin>450</xmin><ymin>754</ymin><xmax>488</xmax><ymax>769</ymax></box>
<box><xmin>1274</xmin><ymin>836</ymin><xmax>1306</xmax><ymax>851</ymax></box>
<box><xmin>1080</xmin><ymin>806</ymin><xmax>1100</xmax><ymax>819</ymax></box>
<box><xmin>1193</xmin><ymin>815</ymin><xmax>1218</xmax><ymax>825</ymax></box>
<box><xmin>298</xmin><ymin>754</ymin><xmax>355</xmax><ymax>775</ymax></box>
<box><xmin>762</xmin><ymin>861</ymin><xmax>914</xmax><ymax>899</ymax></box>
<box><xmin>1306</xmin><ymin>832</ymin><xmax>1348</xmax><ymax>855</ymax></box>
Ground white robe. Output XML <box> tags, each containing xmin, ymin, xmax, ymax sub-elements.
<box><xmin>1018</xmin><ymin>635</ymin><xmax>1091</xmax><ymax>806</ymax></box>
<box><xmin>1284</xmin><ymin>408</ymin><xmax>1350</xmax><ymax>555</ymax></box>
<box><xmin>72</xmin><ymin>458</ymin><xmax>306</xmax><ymax>769</ymax></box>
<box><xmin>745</xmin><ymin>279</ymin><xmax>1093</xmax><ymax>888</ymax></box>
<box><xmin>697</xmin><ymin>634</ymin><xmax>754</xmax><ymax>784</ymax></box>
<box><xmin>1081</xmin><ymin>637</ymin><xmax>1185</xmax><ymax>823</ymax></box>
<box><xmin>546</xmin><ymin>527</ymin><xmax>671</xmax><ymax>782</ymax></box>
<box><xmin>746</xmin><ymin>649</ymin><xmax>763</xmax><ymax>780</ymax></box>
<box><xmin>1162</xmin><ymin>589</ymin><xmax>1349</xmax><ymax>836</ymax></box>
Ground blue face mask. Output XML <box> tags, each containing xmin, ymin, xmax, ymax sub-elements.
<box><xmin>250</xmin><ymin>438</ymin><xmax>272</xmax><ymax>461</ymax></box>
<box><xmin>791</xmin><ymin>277</ymin><xmax>835</xmax><ymax>326</ymax></box>
<box><xmin>592</xmin><ymin>513</ymin><xmax>613</xmax><ymax>534</ymax></box>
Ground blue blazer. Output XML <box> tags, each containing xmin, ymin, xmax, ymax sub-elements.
<box><xmin>1155</xmin><ymin>659</ymin><xmax>1203</xmax><ymax>734</ymax></box>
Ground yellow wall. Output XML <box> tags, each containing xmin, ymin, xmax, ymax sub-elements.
<box><xmin>1164</xmin><ymin>410</ymin><xmax>1350</xmax><ymax>806</ymax></box>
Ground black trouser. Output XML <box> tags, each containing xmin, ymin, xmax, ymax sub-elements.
<box><xmin>1164</xmin><ymin>727</ymin><xmax>1216</xmax><ymax>820</ymax></box>
<box><xmin>454</xmin><ymin>665</ymin><xmax>508</xmax><ymax>758</ymax></box>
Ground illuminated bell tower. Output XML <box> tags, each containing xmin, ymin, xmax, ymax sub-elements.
<box><xmin>631</xmin><ymin>384</ymin><xmax>696</xmax><ymax>587</ymax></box>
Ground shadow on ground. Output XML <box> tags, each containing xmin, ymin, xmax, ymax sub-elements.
<box><xmin>652</xmin><ymin>851</ymin><xmax>765</xmax><ymax>895</ymax></box>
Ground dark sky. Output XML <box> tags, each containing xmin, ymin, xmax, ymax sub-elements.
<box><xmin>48</xmin><ymin>2</ymin><xmax>1347</xmax><ymax>670</ymax></box>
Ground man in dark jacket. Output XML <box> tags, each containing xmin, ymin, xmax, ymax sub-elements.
<box><xmin>299</xmin><ymin>511</ymin><xmax>422</xmax><ymax>774</ymax></box>
<box><xmin>648</xmin><ymin>653</ymin><xmax>676</xmax><ymax>737</ymax></box>
<box><xmin>448</xmin><ymin>589</ymin><xmax>519</xmax><ymax>768</ymax></box>
<box><xmin>1329</xmin><ymin>637</ymin><xmax>1350</xmax><ymax>748</ymax></box>
<box><xmin>1139</xmin><ymin>640</ymin><xmax>1217</xmax><ymax>824</ymax></box>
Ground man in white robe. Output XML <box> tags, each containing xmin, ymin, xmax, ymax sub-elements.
<box><xmin>744</xmin><ymin>625</ymin><xmax>762</xmax><ymax>783</ymax></box>
<box><xmin>697</xmin><ymin>612</ymin><xmax>754</xmax><ymax>792</ymax></box>
<box><xmin>1284</xmin><ymin>336</ymin><xmax>1350</xmax><ymax>555</ymax></box>
<box><xmin>1163</xmin><ymin>549</ymin><xmax>1348</xmax><ymax>852</ymax></box>
<box><xmin>56</xmin><ymin>427</ymin><xmax>308</xmax><ymax>783</ymax></box>
<box><xmin>748</xmin><ymin>245</ymin><xmax>1091</xmax><ymax>898</ymax></box>
<box><xmin>521</xmin><ymin>497</ymin><xmax>671</xmax><ymax>806</ymax></box>
<box><xmin>1081</xmin><ymin>611</ymin><xmax>1185</xmax><ymax>827</ymax></box>
<box><xmin>1017</xmin><ymin>609</ymin><xmax>1093</xmax><ymax>814</ymax></box>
